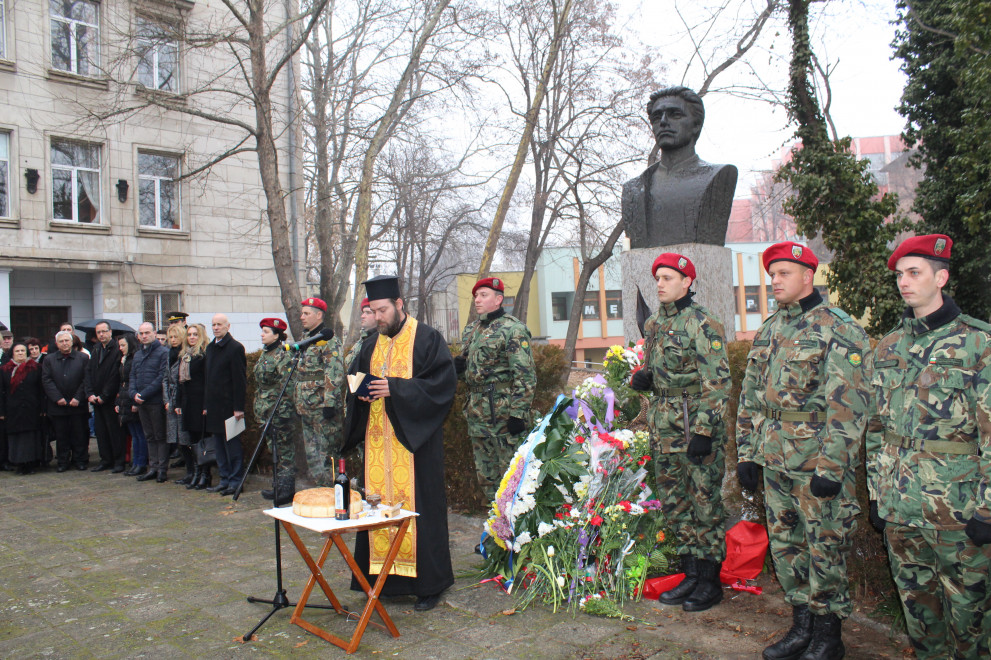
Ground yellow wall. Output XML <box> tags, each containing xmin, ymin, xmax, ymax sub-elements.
<box><xmin>455</xmin><ymin>272</ymin><xmax>542</xmax><ymax>337</ymax></box>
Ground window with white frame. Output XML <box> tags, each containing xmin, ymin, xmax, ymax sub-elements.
<box><xmin>138</xmin><ymin>152</ymin><xmax>180</xmax><ymax>230</ymax></box>
<box><xmin>142</xmin><ymin>291</ymin><xmax>180</xmax><ymax>328</ymax></box>
<box><xmin>136</xmin><ymin>18</ymin><xmax>178</xmax><ymax>92</ymax></box>
<box><xmin>0</xmin><ymin>133</ymin><xmax>9</xmax><ymax>217</ymax></box>
<box><xmin>51</xmin><ymin>139</ymin><xmax>101</xmax><ymax>223</ymax></box>
<box><xmin>50</xmin><ymin>0</ymin><xmax>100</xmax><ymax>77</ymax></box>
<box><xmin>1</xmin><ymin>0</ymin><xmax>7</xmax><ymax>60</ymax></box>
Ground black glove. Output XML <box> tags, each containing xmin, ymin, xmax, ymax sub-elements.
<box><xmin>965</xmin><ymin>517</ymin><xmax>991</xmax><ymax>546</ymax></box>
<box><xmin>686</xmin><ymin>434</ymin><xmax>713</xmax><ymax>465</ymax></box>
<box><xmin>630</xmin><ymin>369</ymin><xmax>653</xmax><ymax>392</ymax></box>
<box><xmin>809</xmin><ymin>475</ymin><xmax>842</xmax><ymax>498</ymax></box>
<box><xmin>453</xmin><ymin>354</ymin><xmax>467</xmax><ymax>375</ymax></box>
<box><xmin>507</xmin><ymin>417</ymin><xmax>527</xmax><ymax>435</ymax></box>
<box><xmin>868</xmin><ymin>500</ymin><xmax>886</xmax><ymax>532</ymax></box>
<box><xmin>322</xmin><ymin>406</ymin><xmax>336</xmax><ymax>422</ymax></box>
<box><xmin>737</xmin><ymin>461</ymin><xmax>760</xmax><ymax>492</ymax></box>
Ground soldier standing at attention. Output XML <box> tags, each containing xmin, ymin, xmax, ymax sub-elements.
<box><xmin>736</xmin><ymin>242</ymin><xmax>870</xmax><ymax>660</ymax></box>
<box><xmin>344</xmin><ymin>298</ymin><xmax>376</xmax><ymax>370</ymax></box>
<box><xmin>293</xmin><ymin>298</ymin><xmax>345</xmax><ymax>487</ymax></box>
<box><xmin>255</xmin><ymin>318</ymin><xmax>298</xmax><ymax>505</ymax></box>
<box><xmin>630</xmin><ymin>253</ymin><xmax>731</xmax><ymax>612</ymax></box>
<box><xmin>866</xmin><ymin>234</ymin><xmax>991</xmax><ymax>660</ymax></box>
<box><xmin>455</xmin><ymin>277</ymin><xmax>536</xmax><ymax>503</ymax></box>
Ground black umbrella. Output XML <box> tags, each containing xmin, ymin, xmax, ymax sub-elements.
<box><xmin>75</xmin><ymin>319</ymin><xmax>137</xmax><ymax>336</ymax></box>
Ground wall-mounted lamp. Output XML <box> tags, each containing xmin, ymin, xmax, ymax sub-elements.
<box><xmin>116</xmin><ymin>179</ymin><xmax>129</xmax><ymax>203</ymax></box>
<box><xmin>25</xmin><ymin>168</ymin><xmax>40</xmax><ymax>194</ymax></box>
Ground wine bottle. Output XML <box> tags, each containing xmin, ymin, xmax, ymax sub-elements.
<box><xmin>334</xmin><ymin>458</ymin><xmax>350</xmax><ymax>521</ymax></box>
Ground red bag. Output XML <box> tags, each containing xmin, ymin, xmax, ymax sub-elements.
<box><xmin>719</xmin><ymin>520</ymin><xmax>768</xmax><ymax>585</ymax></box>
<box><xmin>641</xmin><ymin>572</ymin><xmax>684</xmax><ymax>599</ymax></box>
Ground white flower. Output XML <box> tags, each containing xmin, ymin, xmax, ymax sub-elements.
<box><xmin>557</xmin><ymin>576</ymin><xmax>565</xmax><ymax>587</ymax></box>
<box><xmin>547</xmin><ymin>545</ymin><xmax>555</xmax><ymax>557</ymax></box>
<box><xmin>537</xmin><ymin>522</ymin><xmax>556</xmax><ymax>538</ymax></box>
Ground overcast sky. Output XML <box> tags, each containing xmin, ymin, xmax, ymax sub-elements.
<box><xmin>621</xmin><ymin>0</ymin><xmax>908</xmax><ymax>194</ymax></box>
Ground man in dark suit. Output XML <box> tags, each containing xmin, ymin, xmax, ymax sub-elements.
<box><xmin>85</xmin><ymin>321</ymin><xmax>125</xmax><ymax>472</ymax></box>
<box><xmin>42</xmin><ymin>331</ymin><xmax>90</xmax><ymax>470</ymax></box>
<box><xmin>204</xmin><ymin>313</ymin><xmax>247</xmax><ymax>496</ymax></box>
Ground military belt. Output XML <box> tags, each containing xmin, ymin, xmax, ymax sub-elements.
<box><xmin>761</xmin><ymin>406</ymin><xmax>820</xmax><ymax>423</ymax></box>
<box><xmin>882</xmin><ymin>429</ymin><xmax>978</xmax><ymax>455</ymax></box>
<box><xmin>469</xmin><ymin>381</ymin><xmax>512</xmax><ymax>393</ymax></box>
<box><xmin>298</xmin><ymin>375</ymin><xmax>324</xmax><ymax>382</ymax></box>
<box><xmin>655</xmin><ymin>384</ymin><xmax>702</xmax><ymax>398</ymax></box>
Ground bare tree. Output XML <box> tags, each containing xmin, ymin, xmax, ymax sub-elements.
<box><xmin>93</xmin><ymin>0</ymin><xmax>332</xmax><ymax>336</ymax></box>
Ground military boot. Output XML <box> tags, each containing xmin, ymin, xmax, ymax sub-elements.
<box><xmin>798</xmin><ymin>613</ymin><xmax>843</xmax><ymax>660</ymax></box>
<box><xmin>763</xmin><ymin>604</ymin><xmax>813</xmax><ymax>660</ymax></box>
<box><xmin>262</xmin><ymin>471</ymin><xmax>296</xmax><ymax>507</ymax></box>
<box><xmin>658</xmin><ymin>555</ymin><xmax>698</xmax><ymax>605</ymax></box>
<box><xmin>683</xmin><ymin>559</ymin><xmax>723</xmax><ymax>612</ymax></box>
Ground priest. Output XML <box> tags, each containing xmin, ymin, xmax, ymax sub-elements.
<box><xmin>343</xmin><ymin>275</ymin><xmax>457</xmax><ymax>612</ymax></box>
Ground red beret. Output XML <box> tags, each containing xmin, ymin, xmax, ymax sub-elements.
<box><xmin>651</xmin><ymin>253</ymin><xmax>696</xmax><ymax>280</ymax></box>
<box><xmin>887</xmin><ymin>234</ymin><xmax>952</xmax><ymax>271</ymax></box>
<box><xmin>301</xmin><ymin>297</ymin><xmax>327</xmax><ymax>312</ymax></box>
<box><xmin>762</xmin><ymin>241</ymin><xmax>818</xmax><ymax>272</ymax></box>
<box><xmin>360</xmin><ymin>298</ymin><xmax>370</xmax><ymax>309</ymax></box>
<box><xmin>472</xmin><ymin>277</ymin><xmax>505</xmax><ymax>296</ymax></box>
<box><xmin>259</xmin><ymin>317</ymin><xmax>288</xmax><ymax>332</ymax></box>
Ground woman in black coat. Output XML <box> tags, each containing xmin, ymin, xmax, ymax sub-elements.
<box><xmin>0</xmin><ymin>342</ymin><xmax>46</xmax><ymax>474</ymax></box>
<box><xmin>115</xmin><ymin>334</ymin><xmax>148</xmax><ymax>476</ymax></box>
<box><xmin>178</xmin><ymin>323</ymin><xmax>212</xmax><ymax>489</ymax></box>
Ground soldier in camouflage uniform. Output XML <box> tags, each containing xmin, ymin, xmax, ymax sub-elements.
<box><xmin>255</xmin><ymin>318</ymin><xmax>298</xmax><ymax>505</ymax></box>
<box><xmin>630</xmin><ymin>253</ymin><xmax>731</xmax><ymax>613</ymax></box>
<box><xmin>736</xmin><ymin>242</ymin><xmax>871</xmax><ymax>660</ymax></box>
<box><xmin>455</xmin><ymin>277</ymin><xmax>536</xmax><ymax>503</ymax></box>
<box><xmin>865</xmin><ymin>234</ymin><xmax>991</xmax><ymax>660</ymax></box>
<box><xmin>293</xmin><ymin>297</ymin><xmax>345</xmax><ymax>487</ymax></box>
<box><xmin>344</xmin><ymin>298</ymin><xmax>376</xmax><ymax>370</ymax></box>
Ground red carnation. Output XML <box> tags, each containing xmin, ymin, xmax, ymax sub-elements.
<box><xmin>590</xmin><ymin>515</ymin><xmax>604</xmax><ymax>526</ymax></box>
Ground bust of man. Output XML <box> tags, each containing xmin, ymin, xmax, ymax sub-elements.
<box><xmin>622</xmin><ymin>87</ymin><xmax>738</xmax><ymax>248</ymax></box>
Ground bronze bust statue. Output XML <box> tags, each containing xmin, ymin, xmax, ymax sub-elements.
<box><xmin>623</xmin><ymin>87</ymin><xmax>737</xmax><ymax>248</ymax></box>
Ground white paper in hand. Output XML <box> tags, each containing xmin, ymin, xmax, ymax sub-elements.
<box><xmin>225</xmin><ymin>415</ymin><xmax>246</xmax><ymax>440</ymax></box>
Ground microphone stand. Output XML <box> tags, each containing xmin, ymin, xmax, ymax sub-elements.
<box><xmin>233</xmin><ymin>346</ymin><xmax>335</xmax><ymax>640</ymax></box>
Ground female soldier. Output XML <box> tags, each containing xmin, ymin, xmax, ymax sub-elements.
<box><xmin>254</xmin><ymin>318</ymin><xmax>297</xmax><ymax>505</ymax></box>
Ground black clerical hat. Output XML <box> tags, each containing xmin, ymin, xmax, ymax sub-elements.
<box><xmin>364</xmin><ymin>275</ymin><xmax>402</xmax><ymax>301</ymax></box>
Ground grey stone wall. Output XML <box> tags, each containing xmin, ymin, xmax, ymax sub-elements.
<box><xmin>621</xmin><ymin>244</ymin><xmax>734</xmax><ymax>343</ymax></box>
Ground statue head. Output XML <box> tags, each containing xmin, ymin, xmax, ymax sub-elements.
<box><xmin>647</xmin><ymin>87</ymin><xmax>705</xmax><ymax>151</ymax></box>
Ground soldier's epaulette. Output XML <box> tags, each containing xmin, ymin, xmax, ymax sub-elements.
<box><xmin>826</xmin><ymin>307</ymin><xmax>854</xmax><ymax>324</ymax></box>
<box><xmin>958</xmin><ymin>314</ymin><xmax>991</xmax><ymax>333</ymax></box>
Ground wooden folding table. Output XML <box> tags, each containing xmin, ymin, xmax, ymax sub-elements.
<box><xmin>263</xmin><ymin>507</ymin><xmax>417</xmax><ymax>654</ymax></box>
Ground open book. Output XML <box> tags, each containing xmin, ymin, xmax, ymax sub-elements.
<box><xmin>347</xmin><ymin>372</ymin><xmax>384</xmax><ymax>398</ymax></box>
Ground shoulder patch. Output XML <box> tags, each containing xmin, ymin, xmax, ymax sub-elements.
<box><xmin>711</xmin><ymin>339</ymin><xmax>723</xmax><ymax>351</ymax></box>
<box><xmin>521</xmin><ymin>340</ymin><xmax>529</xmax><ymax>349</ymax></box>
<box><xmin>847</xmin><ymin>352</ymin><xmax>863</xmax><ymax>367</ymax></box>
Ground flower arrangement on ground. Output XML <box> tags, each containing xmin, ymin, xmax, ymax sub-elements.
<box><xmin>479</xmin><ymin>389</ymin><xmax>676</xmax><ymax>617</ymax></box>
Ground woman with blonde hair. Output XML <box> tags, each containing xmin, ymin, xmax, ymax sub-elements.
<box><xmin>177</xmin><ymin>323</ymin><xmax>212</xmax><ymax>489</ymax></box>
<box><xmin>163</xmin><ymin>324</ymin><xmax>192</xmax><ymax>483</ymax></box>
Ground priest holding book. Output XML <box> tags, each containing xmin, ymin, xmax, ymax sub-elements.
<box><xmin>343</xmin><ymin>275</ymin><xmax>458</xmax><ymax>612</ymax></box>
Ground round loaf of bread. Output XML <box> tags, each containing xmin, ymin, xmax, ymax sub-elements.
<box><xmin>292</xmin><ymin>487</ymin><xmax>337</xmax><ymax>518</ymax></box>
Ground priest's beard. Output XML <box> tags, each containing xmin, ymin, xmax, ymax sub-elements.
<box><xmin>377</xmin><ymin>302</ymin><xmax>407</xmax><ymax>338</ymax></box>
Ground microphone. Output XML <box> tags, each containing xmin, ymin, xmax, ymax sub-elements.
<box><xmin>284</xmin><ymin>328</ymin><xmax>334</xmax><ymax>352</ymax></box>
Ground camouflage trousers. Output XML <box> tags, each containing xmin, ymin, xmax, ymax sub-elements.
<box><xmin>763</xmin><ymin>468</ymin><xmax>858</xmax><ymax>618</ymax></box>
<box><xmin>266</xmin><ymin>420</ymin><xmax>297</xmax><ymax>480</ymax></box>
<box><xmin>299</xmin><ymin>412</ymin><xmax>340</xmax><ymax>487</ymax></box>
<box><xmin>885</xmin><ymin>524</ymin><xmax>991</xmax><ymax>660</ymax></box>
<box><xmin>652</xmin><ymin>446</ymin><xmax>726</xmax><ymax>562</ymax></box>
<box><xmin>470</xmin><ymin>433</ymin><xmax>520</xmax><ymax>501</ymax></box>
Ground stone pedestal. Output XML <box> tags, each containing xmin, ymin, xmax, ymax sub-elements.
<box><xmin>621</xmin><ymin>244</ymin><xmax>734</xmax><ymax>343</ymax></box>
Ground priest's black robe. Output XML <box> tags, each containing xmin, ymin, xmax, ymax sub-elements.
<box><xmin>343</xmin><ymin>318</ymin><xmax>457</xmax><ymax>597</ymax></box>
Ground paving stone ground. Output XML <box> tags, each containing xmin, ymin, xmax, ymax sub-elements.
<box><xmin>0</xmin><ymin>443</ymin><xmax>910</xmax><ymax>659</ymax></box>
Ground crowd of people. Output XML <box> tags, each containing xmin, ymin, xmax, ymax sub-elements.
<box><xmin>0</xmin><ymin>313</ymin><xmax>249</xmax><ymax>497</ymax></box>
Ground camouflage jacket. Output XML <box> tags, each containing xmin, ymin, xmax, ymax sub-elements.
<box><xmin>460</xmin><ymin>308</ymin><xmax>536</xmax><ymax>424</ymax></box>
<box><xmin>344</xmin><ymin>329</ymin><xmax>372</xmax><ymax>372</ymax></box>
<box><xmin>292</xmin><ymin>324</ymin><xmax>345</xmax><ymax>416</ymax></box>
<box><xmin>736</xmin><ymin>291</ymin><xmax>871</xmax><ymax>481</ymax></box>
<box><xmin>253</xmin><ymin>343</ymin><xmax>294</xmax><ymax>424</ymax></box>
<box><xmin>642</xmin><ymin>295</ymin><xmax>731</xmax><ymax>452</ymax></box>
<box><xmin>866</xmin><ymin>297</ymin><xmax>991</xmax><ymax>529</ymax></box>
